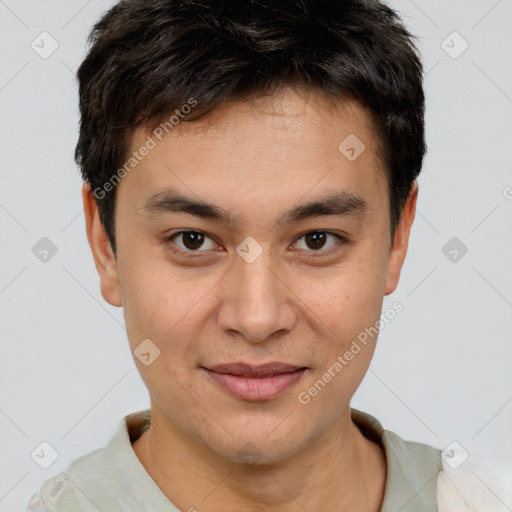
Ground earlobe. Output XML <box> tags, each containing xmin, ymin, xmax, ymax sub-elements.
<box><xmin>384</xmin><ymin>182</ymin><xmax>418</xmax><ymax>296</ymax></box>
<box><xmin>82</xmin><ymin>183</ymin><xmax>122</xmax><ymax>307</ymax></box>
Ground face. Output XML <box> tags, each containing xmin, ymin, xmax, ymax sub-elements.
<box><xmin>84</xmin><ymin>88</ymin><xmax>417</xmax><ymax>464</ymax></box>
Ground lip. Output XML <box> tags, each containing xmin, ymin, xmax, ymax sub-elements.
<box><xmin>206</xmin><ymin>362</ymin><xmax>305</xmax><ymax>378</ymax></box>
<box><xmin>202</xmin><ymin>362</ymin><xmax>308</xmax><ymax>401</ymax></box>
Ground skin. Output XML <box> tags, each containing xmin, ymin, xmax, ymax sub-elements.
<box><xmin>83</xmin><ymin>87</ymin><xmax>418</xmax><ymax>512</ymax></box>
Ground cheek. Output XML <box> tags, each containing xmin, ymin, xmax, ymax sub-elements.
<box><xmin>294</xmin><ymin>255</ymin><xmax>386</xmax><ymax>334</ymax></box>
<box><xmin>118</xmin><ymin>248</ymin><xmax>198</xmax><ymax>338</ymax></box>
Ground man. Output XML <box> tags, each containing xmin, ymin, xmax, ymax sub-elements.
<box><xmin>27</xmin><ymin>0</ymin><xmax>512</xmax><ymax>511</ymax></box>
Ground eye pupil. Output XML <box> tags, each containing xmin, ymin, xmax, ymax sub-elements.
<box><xmin>305</xmin><ymin>232</ymin><xmax>326</xmax><ymax>250</ymax></box>
<box><xmin>183</xmin><ymin>231</ymin><xmax>204</xmax><ymax>250</ymax></box>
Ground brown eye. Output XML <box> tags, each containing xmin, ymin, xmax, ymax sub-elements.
<box><xmin>167</xmin><ymin>230</ymin><xmax>217</xmax><ymax>253</ymax></box>
<box><xmin>304</xmin><ymin>232</ymin><xmax>327</xmax><ymax>250</ymax></box>
<box><xmin>180</xmin><ymin>231</ymin><xmax>205</xmax><ymax>250</ymax></box>
<box><xmin>293</xmin><ymin>231</ymin><xmax>346</xmax><ymax>254</ymax></box>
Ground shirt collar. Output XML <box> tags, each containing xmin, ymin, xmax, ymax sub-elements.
<box><xmin>351</xmin><ymin>408</ymin><xmax>442</xmax><ymax>512</ymax></box>
<box><xmin>106</xmin><ymin>408</ymin><xmax>442</xmax><ymax>511</ymax></box>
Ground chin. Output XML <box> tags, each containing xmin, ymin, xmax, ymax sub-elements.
<box><xmin>201</xmin><ymin>429</ymin><xmax>305</xmax><ymax>468</ymax></box>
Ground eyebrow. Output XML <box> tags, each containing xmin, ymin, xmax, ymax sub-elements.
<box><xmin>139</xmin><ymin>188</ymin><xmax>368</xmax><ymax>226</ymax></box>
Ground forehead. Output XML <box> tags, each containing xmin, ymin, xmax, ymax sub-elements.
<box><xmin>145</xmin><ymin>89</ymin><xmax>382</xmax><ymax>156</ymax></box>
<box><xmin>118</xmin><ymin>88</ymin><xmax>388</xmax><ymax>218</ymax></box>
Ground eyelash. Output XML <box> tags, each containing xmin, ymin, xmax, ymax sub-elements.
<box><xmin>163</xmin><ymin>230</ymin><xmax>348</xmax><ymax>258</ymax></box>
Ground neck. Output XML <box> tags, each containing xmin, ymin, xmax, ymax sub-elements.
<box><xmin>132</xmin><ymin>404</ymin><xmax>387</xmax><ymax>512</ymax></box>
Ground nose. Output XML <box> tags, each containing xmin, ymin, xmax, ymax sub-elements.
<box><xmin>216</xmin><ymin>245</ymin><xmax>297</xmax><ymax>343</ymax></box>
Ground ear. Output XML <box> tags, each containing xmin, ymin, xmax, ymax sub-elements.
<box><xmin>384</xmin><ymin>181</ymin><xmax>418</xmax><ymax>296</ymax></box>
<box><xmin>82</xmin><ymin>183</ymin><xmax>122</xmax><ymax>307</ymax></box>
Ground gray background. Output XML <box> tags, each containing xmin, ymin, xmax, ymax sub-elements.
<box><xmin>1</xmin><ymin>0</ymin><xmax>511</xmax><ymax>509</ymax></box>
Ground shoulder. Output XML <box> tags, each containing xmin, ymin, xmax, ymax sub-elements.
<box><xmin>24</xmin><ymin>410</ymin><xmax>152</xmax><ymax>512</ymax></box>
<box><xmin>25</xmin><ymin>446</ymin><xmax>109</xmax><ymax>511</ymax></box>
<box><xmin>379</xmin><ymin>424</ymin><xmax>512</xmax><ymax>512</ymax></box>
<box><xmin>437</xmin><ymin>448</ymin><xmax>512</xmax><ymax>512</ymax></box>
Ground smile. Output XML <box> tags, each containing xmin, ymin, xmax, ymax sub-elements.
<box><xmin>202</xmin><ymin>362</ymin><xmax>308</xmax><ymax>401</ymax></box>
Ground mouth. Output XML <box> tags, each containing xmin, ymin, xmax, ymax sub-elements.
<box><xmin>201</xmin><ymin>362</ymin><xmax>308</xmax><ymax>401</ymax></box>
